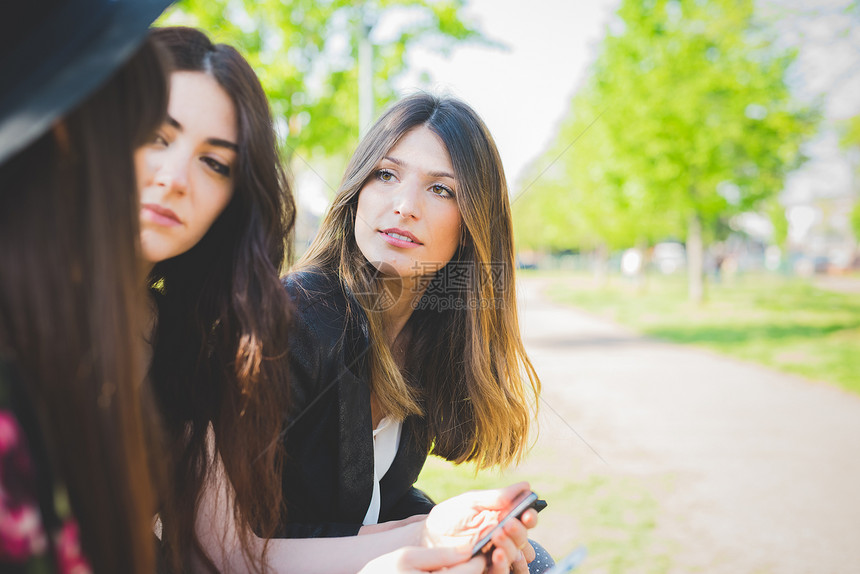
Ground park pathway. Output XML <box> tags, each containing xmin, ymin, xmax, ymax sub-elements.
<box><xmin>517</xmin><ymin>276</ymin><xmax>860</xmax><ymax>574</ymax></box>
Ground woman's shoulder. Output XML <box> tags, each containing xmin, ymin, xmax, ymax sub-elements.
<box><xmin>282</xmin><ymin>268</ymin><xmax>370</xmax><ymax>372</ymax></box>
<box><xmin>283</xmin><ymin>268</ymin><xmax>352</xmax><ymax>338</ymax></box>
<box><xmin>284</xmin><ymin>268</ymin><xmax>345</xmax><ymax>308</ymax></box>
<box><xmin>281</xmin><ymin>269</ymin><xmax>371</xmax><ymax>408</ymax></box>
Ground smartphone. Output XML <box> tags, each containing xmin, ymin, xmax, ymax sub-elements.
<box><xmin>543</xmin><ymin>546</ymin><xmax>587</xmax><ymax>574</ymax></box>
<box><xmin>470</xmin><ymin>490</ymin><xmax>540</xmax><ymax>557</ymax></box>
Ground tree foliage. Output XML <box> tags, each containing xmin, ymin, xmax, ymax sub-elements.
<box><xmin>158</xmin><ymin>0</ymin><xmax>482</xmax><ymax>160</ymax></box>
<box><xmin>839</xmin><ymin>114</ymin><xmax>860</xmax><ymax>243</ymax></box>
<box><xmin>851</xmin><ymin>201</ymin><xmax>860</xmax><ymax>242</ymax></box>
<box><xmin>515</xmin><ymin>0</ymin><xmax>818</xmax><ymax>299</ymax></box>
<box><xmin>841</xmin><ymin>115</ymin><xmax>860</xmax><ymax>149</ymax></box>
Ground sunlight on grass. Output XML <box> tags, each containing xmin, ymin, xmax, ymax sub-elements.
<box><xmin>545</xmin><ymin>272</ymin><xmax>860</xmax><ymax>394</ymax></box>
<box><xmin>416</xmin><ymin>455</ymin><xmax>675</xmax><ymax>574</ymax></box>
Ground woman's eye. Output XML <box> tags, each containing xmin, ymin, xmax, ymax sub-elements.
<box><xmin>202</xmin><ymin>157</ymin><xmax>231</xmax><ymax>177</ymax></box>
<box><xmin>151</xmin><ymin>133</ymin><xmax>168</xmax><ymax>147</ymax></box>
<box><xmin>376</xmin><ymin>169</ymin><xmax>395</xmax><ymax>182</ymax></box>
<box><xmin>431</xmin><ymin>184</ymin><xmax>454</xmax><ymax>198</ymax></box>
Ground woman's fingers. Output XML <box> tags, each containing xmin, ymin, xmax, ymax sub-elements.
<box><xmin>490</xmin><ymin>527</ymin><xmax>520</xmax><ymax>564</ymax></box>
<box><xmin>521</xmin><ymin>540</ymin><xmax>536</xmax><ymax>564</ymax></box>
<box><xmin>487</xmin><ymin>547</ymin><xmax>509</xmax><ymax>574</ymax></box>
<box><xmin>488</xmin><ymin>482</ymin><xmax>532</xmax><ymax>509</ymax></box>
<box><xmin>442</xmin><ymin>556</ymin><xmax>486</xmax><ymax>574</ymax></box>
<box><xmin>510</xmin><ymin>550</ymin><xmax>530</xmax><ymax>574</ymax></box>
<box><xmin>487</xmin><ymin>545</ymin><xmax>526</xmax><ymax>574</ymax></box>
<box><xmin>449</xmin><ymin>482</ymin><xmax>531</xmax><ymax>510</ymax></box>
<box><xmin>480</xmin><ymin>516</ymin><xmax>539</xmax><ymax>573</ymax></box>
<box><xmin>519</xmin><ymin>508</ymin><xmax>539</xmax><ymax>529</ymax></box>
<box><xmin>502</xmin><ymin>519</ymin><xmax>536</xmax><ymax>563</ymax></box>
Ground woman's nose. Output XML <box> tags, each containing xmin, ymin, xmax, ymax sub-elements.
<box><xmin>393</xmin><ymin>182</ymin><xmax>420</xmax><ymax>219</ymax></box>
<box><xmin>154</xmin><ymin>153</ymin><xmax>189</xmax><ymax>194</ymax></box>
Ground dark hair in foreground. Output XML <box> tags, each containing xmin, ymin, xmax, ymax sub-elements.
<box><xmin>0</xmin><ymin>38</ymin><xmax>168</xmax><ymax>573</ymax></box>
<box><xmin>146</xmin><ymin>26</ymin><xmax>295</xmax><ymax>573</ymax></box>
<box><xmin>297</xmin><ymin>93</ymin><xmax>540</xmax><ymax>468</ymax></box>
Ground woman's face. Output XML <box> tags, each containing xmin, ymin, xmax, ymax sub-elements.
<box><xmin>355</xmin><ymin>125</ymin><xmax>463</xmax><ymax>280</ymax></box>
<box><xmin>136</xmin><ymin>71</ymin><xmax>237</xmax><ymax>264</ymax></box>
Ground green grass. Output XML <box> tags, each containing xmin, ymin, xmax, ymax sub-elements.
<box><xmin>416</xmin><ymin>452</ymin><xmax>675</xmax><ymax>574</ymax></box>
<box><xmin>545</xmin><ymin>271</ymin><xmax>860</xmax><ymax>395</ymax></box>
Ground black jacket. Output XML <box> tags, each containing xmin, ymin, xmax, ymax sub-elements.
<box><xmin>277</xmin><ymin>270</ymin><xmax>434</xmax><ymax>538</ymax></box>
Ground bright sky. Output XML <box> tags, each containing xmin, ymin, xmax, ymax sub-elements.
<box><xmin>395</xmin><ymin>0</ymin><xmax>620</xmax><ymax>192</ymax></box>
<box><xmin>770</xmin><ymin>0</ymin><xmax>860</xmax><ymax>213</ymax></box>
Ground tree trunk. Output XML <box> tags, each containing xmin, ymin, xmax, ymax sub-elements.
<box><xmin>687</xmin><ymin>214</ymin><xmax>705</xmax><ymax>304</ymax></box>
<box><xmin>593</xmin><ymin>243</ymin><xmax>609</xmax><ymax>287</ymax></box>
<box><xmin>635</xmin><ymin>239</ymin><xmax>648</xmax><ymax>294</ymax></box>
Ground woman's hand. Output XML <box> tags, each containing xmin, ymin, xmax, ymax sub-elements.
<box><xmin>358</xmin><ymin>546</ymin><xmax>484</xmax><ymax>574</ymax></box>
<box><xmin>474</xmin><ymin>507</ymin><xmax>537</xmax><ymax>574</ymax></box>
<box><xmin>420</xmin><ymin>482</ymin><xmax>539</xmax><ymax>572</ymax></box>
<box><xmin>486</xmin><ymin>516</ymin><xmax>537</xmax><ymax>574</ymax></box>
<box><xmin>421</xmin><ymin>482</ymin><xmax>532</xmax><ymax>547</ymax></box>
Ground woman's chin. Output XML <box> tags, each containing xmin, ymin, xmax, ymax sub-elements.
<box><xmin>139</xmin><ymin>241</ymin><xmax>179</xmax><ymax>268</ymax></box>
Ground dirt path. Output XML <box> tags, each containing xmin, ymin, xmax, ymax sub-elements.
<box><xmin>517</xmin><ymin>276</ymin><xmax>860</xmax><ymax>574</ymax></box>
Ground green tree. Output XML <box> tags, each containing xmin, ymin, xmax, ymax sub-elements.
<box><xmin>515</xmin><ymin>83</ymin><xmax>679</xmax><ymax>258</ymax></box>
<box><xmin>839</xmin><ymin>115</ymin><xmax>860</xmax><ymax>243</ymax></box>
<box><xmin>851</xmin><ymin>202</ymin><xmax>860</xmax><ymax>242</ymax></box>
<box><xmin>517</xmin><ymin>0</ymin><xmax>818</xmax><ymax>302</ymax></box>
<box><xmin>842</xmin><ymin>115</ymin><xmax>860</xmax><ymax>150</ymax></box>
<box><xmin>159</xmin><ymin>0</ymin><xmax>482</xmax><ymax>161</ymax></box>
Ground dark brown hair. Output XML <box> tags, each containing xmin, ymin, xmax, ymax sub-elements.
<box><xmin>146</xmin><ymin>26</ymin><xmax>295</xmax><ymax>573</ymax></box>
<box><xmin>0</xmin><ymin>38</ymin><xmax>168</xmax><ymax>573</ymax></box>
<box><xmin>297</xmin><ymin>93</ymin><xmax>540</xmax><ymax>468</ymax></box>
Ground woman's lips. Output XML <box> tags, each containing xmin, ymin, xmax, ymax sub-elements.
<box><xmin>141</xmin><ymin>203</ymin><xmax>182</xmax><ymax>227</ymax></box>
<box><xmin>379</xmin><ymin>228</ymin><xmax>422</xmax><ymax>248</ymax></box>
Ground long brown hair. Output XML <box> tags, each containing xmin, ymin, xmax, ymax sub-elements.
<box><xmin>146</xmin><ymin>26</ymin><xmax>294</xmax><ymax>572</ymax></box>
<box><xmin>0</xmin><ymin>38</ymin><xmax>168</xmax><ymax>573</ymax></box>
<box><xmin>297</xmin><ymin>93</ymin><xmax>540</xmax><ymax>468</ymax></box>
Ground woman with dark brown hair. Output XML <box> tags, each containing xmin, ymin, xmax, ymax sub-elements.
<box><xmin>0</xmin><ymin>0</ymin><xmax>172</xmax><ymax>572</ymax></box>
<box><xmin>139</xmin><ymin>25</ymin><xmax>295</xmax><ymax>573</ymax></box>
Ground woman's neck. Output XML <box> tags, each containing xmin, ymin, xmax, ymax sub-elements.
<box><xmin>141</xmin><ymin>259</ymin><xmax>155</xmax><ymax>279</ymax></box>
<box><xmin>379</xmin><ymin>275</ymin><xmax>429</xmax><ymax>346</ymax></box>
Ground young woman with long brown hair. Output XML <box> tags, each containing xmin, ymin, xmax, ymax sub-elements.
<box><xmin>139</xmin><ymin>25</ymin><xmax>294</xmax><ymax>573</ymax></box>
<box><xmin>141</xmin><ymin>27</ymin><xmax>537</xmax><ymax>574</ymax></box>
<box><xmin>282</xmin><ymin>93</ymin><xmax>552</xmax><ymax>573</ymax></box>
<box><xmin>0</xmin><ymin>1</ymin><xmax>172</xmax><ymax>572</ymax></box>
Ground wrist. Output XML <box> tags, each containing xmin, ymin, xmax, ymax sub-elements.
<box><xmin>409</xmin><ymin>516</ymin><xmax>431</xmax><ymax>547</ymax></box>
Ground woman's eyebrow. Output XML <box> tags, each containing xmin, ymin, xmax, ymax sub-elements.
<box><xmin>166</xmin><ymin>115</ymin><xmax>237</xmax><ymax>151</ymax></box>
<box><xmin>207</xmin><ymin>138</ymin><xmax>238</xmax><ymax>152</ymax></box>
<box><xmin>382</xmin><ymin>155</ymin><xmax>454</xmax><ymax>180</ymax></box>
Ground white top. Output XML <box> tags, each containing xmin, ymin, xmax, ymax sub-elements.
<box><xmin>361</xmin><ymin>416</ymin><xmax>403</xmax><ymax>525</ymax></box>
